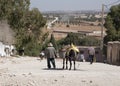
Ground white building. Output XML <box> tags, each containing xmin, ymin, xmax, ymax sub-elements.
<box><xmin>0</xmin><ymin>41</ymin><xmax>15</xmax><ymax>57</ymax></box>
<box><xmin>0</xmin><ymin>42</ymin><xmax>6</xmax><ymax>57</ymax></box>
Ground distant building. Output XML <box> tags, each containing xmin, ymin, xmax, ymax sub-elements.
<box><xmin>80</xmin><ymin>14</ymin><xmax>88</xmax><ymax>19</ymax></box>
<box><xmin>95</xmin><ymin>14</ymin><xmax>101</xmax><ymax>18</ymax></box>
<box><xmin>94</xmin><ymin>13</ymin><xmax>107</xmax><ymax>18</ymax></box>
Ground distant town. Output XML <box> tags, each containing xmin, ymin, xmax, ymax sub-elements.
<box><xmin>42</xmin><ymin>10</ymin><xmax>108</xmax><ymax>23</ymax></box>
<box><xmin>42</xmin><ymin>10</ymin><xmax>107</xmax><ymax>40</ymax></box>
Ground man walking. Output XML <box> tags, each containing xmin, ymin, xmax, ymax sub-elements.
<box><xmin>45</xmin><ymin>43</ymin><xmax>57</xmax><ymax>69</ymax></box>
<box><xmin>88</xmin><ymin>46</ymin><xmax>95</xmax><ymax>64</ymax></box>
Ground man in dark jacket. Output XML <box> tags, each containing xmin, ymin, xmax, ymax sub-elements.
<box><xmin>45</xmin><ymin>43</ymin><xmax>57</xmax><ymax>69</ymax></box>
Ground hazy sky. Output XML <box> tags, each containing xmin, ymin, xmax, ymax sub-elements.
<box><xmin>30</xmin><ymin>0</ymin><xmax>119</xmax><ymax>11</ymax></box>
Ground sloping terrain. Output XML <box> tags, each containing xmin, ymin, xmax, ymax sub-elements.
<box><xmin>0</xmin><ymin>57</ymin><xmax>120</xmax><ymax>86</ymax></box>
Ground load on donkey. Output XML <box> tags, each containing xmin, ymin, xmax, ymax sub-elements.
<box><xmin>61</xmin><ymin>44</ymin><xmax>79</xmax><ymax>70</ymax></box>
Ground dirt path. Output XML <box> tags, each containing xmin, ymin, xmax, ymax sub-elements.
<box><xmin>0</xmin><ymin>56</ymin><xmax>120</xmax><ymax>86</ymax></box>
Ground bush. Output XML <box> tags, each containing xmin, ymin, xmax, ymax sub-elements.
<box><xmin>57</xmin><ymin>33</ymin><xmax>100</xmax><ymax>49</ymax></box>
<box><xmin>24</xmin><ymin>42</ymin><xmax>41</xmax><ymax>56</ymax></box>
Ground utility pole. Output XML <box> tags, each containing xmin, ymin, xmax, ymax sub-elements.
<box><xmin>101</xmin><ymin>4</ymin><xmax>104</xmax><ymax>50</ymax></box>
<box><xmin>101</xmin><ymin>4</ymin><xmax>104</xmax><ymax>61</ymax></box>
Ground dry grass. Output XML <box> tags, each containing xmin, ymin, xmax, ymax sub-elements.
<box><xmin>47</xmin><ymin>23</ymin><xmax>106</xmax><ymax>40</ymax></box>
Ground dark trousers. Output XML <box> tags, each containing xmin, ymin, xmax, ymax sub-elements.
<box><xmin>63</xmin><ymin>57</ymin><xmax>68</xmax><ymax>69</ymax></box>
<box><xmin>89</xmin><ymin>55</ymin><xmax>94</xmax><ymax>64</ymax></box>
<box><xmin>47</xmin><ymin>58</ymin><xmax>56</xmax><ymax>69</ymax></box>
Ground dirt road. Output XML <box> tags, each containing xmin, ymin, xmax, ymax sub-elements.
<box><xmin>0</xmin><ymin>56</ymin><xmax>120</xmax><ymax>86</ymax></box>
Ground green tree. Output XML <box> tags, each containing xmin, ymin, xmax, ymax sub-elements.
<box><xmin>80</xmin><ymin>37</ymin><xmax>100</xmax><ymax>46</ymax></box>
<box><xmin>0</xmin><ymin>0</ymin><xmax>46</xmax><ymax>56</ymax></box>
<box><xmin>63</xmin><ymin>32</ymin><xmax>79</xmax><ymax>45</ymax></box>
<box><xmin>50</xmin><ymin>34</ymin><xmax>58</xmax><ymax>50</ymax></box>
<box><xmin>104</xmin><ymin>4</ymin><xmax>120</xmax><ymax>44</ymax></box>
<box><xmin>57</xmin><ymin>32</ymin><xmax>100</xmax><ymax>49</ymax></box>
<box><xmin>15</xmin><ymin>8</ymin><xmax>46</xmax><ymax>56</ymax></box>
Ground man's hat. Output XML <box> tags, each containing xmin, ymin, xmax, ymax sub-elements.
<box><xmin>48</xmin><ymin>43</ymin><xmax>53</xmax><ymax>47</ymax></box>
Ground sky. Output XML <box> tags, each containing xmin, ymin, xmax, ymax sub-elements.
<box><xmin>30</xmin><ymin>0</ymin><xmax>120</xmax><ymax>12</ymax></box>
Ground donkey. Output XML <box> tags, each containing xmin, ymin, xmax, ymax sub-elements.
<box><xmin>63</xmin><ymin>45</ymin><xmax>79</xmax><ymax>70</ymax></box>
<box><xmin>68</xmin><ymin>49</ymin><xmax>78</xmax><ymax>70</ymax></box>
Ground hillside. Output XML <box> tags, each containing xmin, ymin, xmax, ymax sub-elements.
<box><xmin>48</xmin><ymin>23</ymin><xmax>106</xmax><ymax>40</ymax></box>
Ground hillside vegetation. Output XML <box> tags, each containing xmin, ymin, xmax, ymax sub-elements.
<box><xmin>0</xmin><ymin>0</ymin><xmax>46</xmax><ymax>56</ymax></box>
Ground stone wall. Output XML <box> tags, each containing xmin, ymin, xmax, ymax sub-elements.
<box><xmin>107</xmin><ymin>41</ymin><xmax>120</xmax><ymax>65</ymax></box>
<box><xmin>59</xmin><ymin>46</ymin><xmax>103</xmax><ymax>62</ymax></box>
<box><xmin>77</xmin><ymin>46</ymin><xmax>102</xmax><ymax>62</ymax></box>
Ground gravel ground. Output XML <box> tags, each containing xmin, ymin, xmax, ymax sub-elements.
<box><xmin>0</xmin><ymin>56</ymin><xmax>120</xmax><ymax>86</ymax></box>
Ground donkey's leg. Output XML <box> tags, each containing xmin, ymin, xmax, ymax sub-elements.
<box><xmin>73</xmin><ymin>59</ymin><xmax>76</xmax><ymax>70</ymax></box>
<box><xmin>63</xmin><ymin>58</ymin><xmax>65</xmax><ymax>69</ymax></box>
<box><xmin>69</xmin><ymin>57</ymin><xmax>72</xmax><ymax>70</ymax></box>
<box><xmin>66</xmin><ymin>57</ymin><xmax>68</xmax><ymax>69</ymax></box>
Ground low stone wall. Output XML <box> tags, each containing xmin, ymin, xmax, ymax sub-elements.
<box><xmin>59</xmin><ymin>46</ymin><xmax>103</xmax><ymax>62</ymax></box>
<box><xmin>107</xmin><ymin>41</ymin><xmax>120</xmax><ymax>65</ymax></box>
<box><xmin>77</xmin><ymin>46</ymin><xmax>102</xmax><ymax>62</ymax></box>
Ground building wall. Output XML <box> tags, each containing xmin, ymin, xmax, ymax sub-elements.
<box><xmin>58</xmin><ymin>46</ymin><xmax>103</xmax><ymax>62</ymax></box>
<box><xmin>107</xmin><ymin>41</ymin><xmax>120</xmax><ymax>65</ymax></box>
<box><xmin>0</xmin><ymin>42</ymin><xmax>6</xmax><ymax>56</ymax></box>
<box><xmin>78</xmin><ymin>46</ymin><xmax>102</xmax><ymax>62</ymax></box>
<box><xmin>0</xmin><ymin>41</ymin><xmax>15</xmax><ymax>57</ymax></box>
<box><xmin>107</xmin><ymin>42</ymin><xmax>113</xmax><ymax>64</ymax></box>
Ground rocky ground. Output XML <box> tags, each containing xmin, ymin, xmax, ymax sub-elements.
<box><xmin>0</xmin><ymin>56</ymin><xmax>120</xmax><ymax>86</ymax></box>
